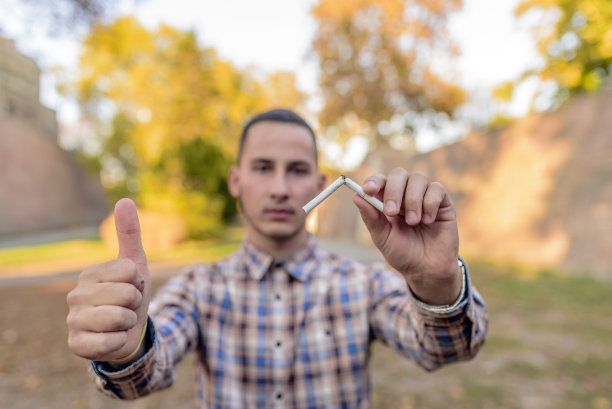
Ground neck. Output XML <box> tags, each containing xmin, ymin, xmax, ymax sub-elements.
<box><xmin>246</xmin><ymin>229</ymin><xmax>309</xmax><ymax>260</ymax></box>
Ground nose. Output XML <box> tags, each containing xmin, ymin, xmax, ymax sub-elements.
<box><xmin>270</xmin><ymin>170</ymin><xmax>290</xmax><ymax>199</ymax></box>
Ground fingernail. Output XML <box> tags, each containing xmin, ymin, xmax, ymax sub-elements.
<box><xmin>363</xmin><ymin>181</ymin><xmax>377</xmax><ymax>191</ymax></box>
<box><xmin>407</xmin><ymin>211</ymin><xmax>419</xmax><ymax>224</ymax></box>
<box><xmin>384</xmin><ymin>200</ymin><xmax>397</xmax><ymax>214</ymax></box>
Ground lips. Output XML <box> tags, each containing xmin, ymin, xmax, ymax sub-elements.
<box><xmin>263</xmin><ymin>207</ymin><xmax>295</xmax><ymax>220</ymax></box>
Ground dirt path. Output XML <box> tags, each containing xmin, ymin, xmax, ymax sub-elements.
<box><xmin>2</xmin><ymin>239</ymin><xmax>611</xmax><ymax>408</ymax></box>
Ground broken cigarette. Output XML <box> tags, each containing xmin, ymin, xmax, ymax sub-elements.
<box><xmin>343</xmin><ymin>176</ymin><xmax>384</xmax><ymax>212</ymax></box>
<box><xmin>302</xmin><ymin>175</ymin><xmax>384</xmax><ymax>214</ymax></box>
<box><xmin>302</xmin><ymin>176</ymin><xmax>344</xmax><ymax>214</ymax></box>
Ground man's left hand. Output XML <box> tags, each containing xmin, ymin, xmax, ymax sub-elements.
<box><xmin>353</xmin><ymin>169</ymin><xmax>462</xmax><ymax>306</ymax></box>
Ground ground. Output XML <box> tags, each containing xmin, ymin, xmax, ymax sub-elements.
<box><xmin>1</xmin><ymin>244</ymin><xmax>611</xmax><ymax>408</ymax></box>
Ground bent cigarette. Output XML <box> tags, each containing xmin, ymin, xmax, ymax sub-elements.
<box><xmin>302</xmin><ymin>175</ymin><xmax>385</xmax><ymax>214</ymax></box>
<box><xmin>302</xmin><ymin>176</ymin><xmax>345</xmax><ymax>214</ymax></box>
<box><xmin>343</xmin><ymin>177</ymin><xmax>384</xmax><ymax>212</ymax></box>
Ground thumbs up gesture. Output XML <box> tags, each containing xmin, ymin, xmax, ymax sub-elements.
<box><xmin>67</xmin><ymin>199</ymin><xmax>151</xmax><ymax>362</ymax></box>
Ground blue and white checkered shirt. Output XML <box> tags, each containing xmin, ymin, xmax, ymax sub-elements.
<box><xmin>91</xmin><ymin>235</ymin><xmax>488</xmax><ymax>408</ymax></box>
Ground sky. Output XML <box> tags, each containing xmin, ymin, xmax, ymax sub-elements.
<box><xmin>0</xmin><ymin>0</ymin><xmax>542</xmax><ymax>154</ymax></box>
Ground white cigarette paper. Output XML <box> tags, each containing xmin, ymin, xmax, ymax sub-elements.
<box><xmin>343</xmin><ymin>177</ymin><xmax>384</xmax><ymax>212</ymax></box>
<box><xmin>302</xmin><ymin>175</ymin><xmax>384</xmax><ymax>214</ymax></box>
<box><xmin>302</xmin><ymin>176</ymin><xmax>345</xmax><ymax>214</ymax></box>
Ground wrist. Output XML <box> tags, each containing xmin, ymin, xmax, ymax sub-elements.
<box><xmin>408</xmin><ymin>258</ymin><xmax>465</xmax><ymax>307</ymax></box>
<box><xmin>106</xmin><ymin>320</ymin><xmax>148</xmax><ymax>369</ymax></box>
<box><xmin>414</xmin><ymin>259</ymin><xmax>467</xmax><ymax>313</ymax></box>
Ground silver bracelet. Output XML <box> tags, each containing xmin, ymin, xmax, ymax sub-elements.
<box><xmin>415</xmin><ymin>258</ymin><xmax>467</xmax><ymax>313</ymax></box>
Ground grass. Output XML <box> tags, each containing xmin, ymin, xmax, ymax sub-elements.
<box><xmin>0</xmin><ymin>239</ymin><xmax>112</xmax><ymax>266</ymax></box>
<box><xmin>0</xmin><ymin>227</ymin><xmax>244</xmax><ymax>278</ymax></box>
<box><xmin>1</xmin><ymin>242</ymin><xmax>612</xmax><ymax>408</ymax></box>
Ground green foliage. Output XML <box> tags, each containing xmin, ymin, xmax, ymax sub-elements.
<box><xmin>154</xmin><ymin>138</ymin><xmax>237</xmax><ymax>238</ymax></box>
<box><xmin>311</xmin><ymin>0</ymin><xmax>465</xmax><ymax>153</ymax></box>
<box><xmin>67</xmin><ymin>16</ymin><xmax>305</xmax><ymax>238</ymax></box>
<box><xmin>511</xmin><ymin>0</ymin><xmax>612</xmax><ymax>103</ymax></box>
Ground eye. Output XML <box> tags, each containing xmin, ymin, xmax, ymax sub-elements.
<box><xmin>290</xmin><ymin>166</ymin><xmax>310</xmax><ymax>175</ymax></box>
<box><xmin>252</xmin><ymin>163</ymin><xmax>272</xmax><ymax>172</ymax></box>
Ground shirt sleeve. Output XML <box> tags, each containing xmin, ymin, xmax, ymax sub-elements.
<box><xmin>89</xmin><ymin>265</ymin><xmax>204</xmax><ymax>399</ymax></box>
<box><xmin>367</xmin><ymin>258</ymin><xmax>488</xmax><ymax>371</ymax></box>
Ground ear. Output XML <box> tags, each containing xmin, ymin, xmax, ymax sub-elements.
<box><xmin>228</xmin><ymin>166</ymin><xmax>241</xmax><ymax>198</ymax></box>
<box><xmin>317</xmin><ymin>172</ymin><xmax>327</xmax><ymax>192</ymax></box>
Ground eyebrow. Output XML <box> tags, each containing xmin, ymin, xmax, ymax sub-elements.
<box><xmin>249</xmin><ymin>158</ymin><xmax>313</xmax><ymax>168</ymax></box>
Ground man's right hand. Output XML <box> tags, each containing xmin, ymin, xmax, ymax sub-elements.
<box><xmin>66</xmin><ymin>198</ymin><xmax>151</xmax><ymax>362</ymax></box>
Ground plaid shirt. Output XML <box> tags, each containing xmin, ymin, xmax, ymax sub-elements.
<box><xmin>91</xmin><ymin>235</ymin><xmax>488</xmax><ymax>408</ymax></box>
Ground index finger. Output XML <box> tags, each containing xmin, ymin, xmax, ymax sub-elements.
<box><xmin>80</xmin><ymin>259</ymin><xmax>144</xmax><ymax>292</ymax></box>
<box><xmin>362</xmin><ymin>173</ymin><xmax>387</xmax><ymax>197</ymax></box>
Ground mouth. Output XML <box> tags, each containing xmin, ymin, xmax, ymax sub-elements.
<box><xmin>263</xmin><ymin>208</ymin><xmax>295</xmax><ymax>220</ymax></box>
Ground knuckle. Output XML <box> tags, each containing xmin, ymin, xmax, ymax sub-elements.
<box><xmin>100</xmin><ymin>333</ymin><xmax>125</xmax><ymax>356</ymax></box>
<box><xmin>422</xmin><ymin>195</ymin><xmax>438</xmax><ymax>209</ymax></box>
<box><xmin>107</xmin><ymin>311</ymin><xmax>125</xmax><ymax>330</ymax></box>
<box><xmin>109</xmin><ymin>308</ymin><xmax>137</xmax><ymax>331</ymax></box>
<box><xmin>118</xmin><ymin>259</ymin><xmax>139</xmax><ymax>280</ymax></box>
<box><xmin>404</xmin><ymin>188</ymin><xmax>422</xmax><ymax>202</ymax></box>
<box><xmin>389</xmin><ymin>167</ymin><xmax>408</xmax><ymax>178</ymax></box>
<box><xmin>66</xmin><ymin>289</ymin><xmax>79</xmax><ymax>307</ymax></box>
<box><xmin>131</xmin><ymin>286</ymin><xmax>143</xmax><ymax>308</ymax></box>
<box><xmin>404</xmin><ymin>197</ymin><xmax>422</xmax><ymax>211</ymax></box>
<box><xmin>69</xmin><ymin>332</ymin><xmax>97</xmax><ymax>359</ymax></box>
<box><xmin>67</xmin><ymin>333</ymin><xmax>82</xmax><ymax>355</ymax></box>
<box><xmin>125</xmin><ymin>309</ymin><xmax>138</xmax><ymax>327</ymax></box>
<box><xmin>119</xmin><ymin>285</ymin><xmax>141</xmax><ymax>308</ymax></box>
<box><xmin>365</xmin><ymin>173</ymin><xmax>385</xmax><ymax>184</ymax></box>
<box><xmin>412</xmin><ymin>170</ymin><xmax>429</xmax><ymax>179</ymax></box>
<box><xmin>66</xmin><ymin>311</ymin><xmax>78</xmax><ymax>329</ymax></box>
<box><xmin>89</xmin><ymin>337</ymin><xmax>111</xmax><ymax>360</ymax></box>
<box><xmin>79</xmin><ymin>265</ymin><xmax>98</xmax><ymax>281</ymax></box>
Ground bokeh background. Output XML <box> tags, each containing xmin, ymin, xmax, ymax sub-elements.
<box><xmin>1</xmin><ymin>0</ymin><xmax>611</xmax><ymax>408</ymax></box>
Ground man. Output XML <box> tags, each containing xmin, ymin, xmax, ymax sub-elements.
<box><xmin>66</xmin><ymin>109</ymin><xmax>488</xmax><ymax>408</ymax></box>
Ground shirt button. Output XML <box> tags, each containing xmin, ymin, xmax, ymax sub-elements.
<box><xmin>276</xmin><ymin>392</ymin><xmax>283</xmax><ymax>400</ymax></box>
<box><xmin>275</xmin><ymin>340</ymin><xmax>282</xmax><ymax>348</ymax></box>
<box><xmin>274</xmin><ymin>293</ymin><xmax>282</xmax><ymax>301</ymax></box>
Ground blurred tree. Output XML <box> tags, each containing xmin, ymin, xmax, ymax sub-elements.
<box><xmin>498</xmin><ymin>0</ymin><xmax>612</xmax><ymax>107</ymax></box>
<box><xmin>68</xmin><ymin>16</ymin><xmax>305</xmax><ymax>237</ymax></box>
<box><xmin>8</xmin><ymin>0</ymin><xmax>140</xmax><ymax>35</ymax></box>
<box><xmin>311</xmin><ymin>0</ymin><xmax>465</xmax><ymax>156</ymax></box>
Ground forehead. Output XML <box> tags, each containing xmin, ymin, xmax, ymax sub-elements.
<box><xmin>242</xmin><ymin>121</ymin><xmax>317</xmax><ymax>164</ymax></box>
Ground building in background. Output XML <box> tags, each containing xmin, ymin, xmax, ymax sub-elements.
<box><xmin>0</xmin><ymin>35</ymin><xmax>108</xmax><ymax>240</ymax></box>
<box><xmin>0</xmin><ymin>36</ymin><xmax>57</xmax><ymax>141</ymax></box>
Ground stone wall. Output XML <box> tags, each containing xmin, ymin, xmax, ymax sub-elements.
<box><xmin>318</xmin><ymin>88</ymin><xmax>612</xmax><ymax>277</ymax></box>
<box><xmin>0</xmin><ymin>116</ymin><xmax>108</xmax><ymax>236</ymax></box>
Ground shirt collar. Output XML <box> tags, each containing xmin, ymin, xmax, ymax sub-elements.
<box><xmin>239</xmin><ymin>234</ymin><xmax>319</xmax><ymax>282</ymax></box>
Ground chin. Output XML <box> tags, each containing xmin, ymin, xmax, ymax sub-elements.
<box><xmin>259</xmin><ymin>223</ymin><xmax>305</xmax><ymax>242</ymax></box>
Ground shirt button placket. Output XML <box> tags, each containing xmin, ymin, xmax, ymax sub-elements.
<box><xmin>271</xmin><ymin>264</ymin><xmax>287</xmax><ymax>408</ymax></box>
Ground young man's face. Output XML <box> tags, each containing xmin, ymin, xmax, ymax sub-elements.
<box><xmin>229</xmin><ymin>121</ymin><xmax>326</xmax><ymax>251</ymax></box>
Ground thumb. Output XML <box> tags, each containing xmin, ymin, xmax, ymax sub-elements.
<box><xmin>114</xmin><ymin>198</ymin><xmax>148</xmax><ymax>269</ymax></box>
<box><xmin>352</xmin><ymin>194</ymin><xmax>389</xmax><ymax>242</ymax></box>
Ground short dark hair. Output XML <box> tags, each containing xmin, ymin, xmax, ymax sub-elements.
<box><xmin>237</xmin><ymin>108</ymin><xmax>318</xmax><ymax>164</ymax></box>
